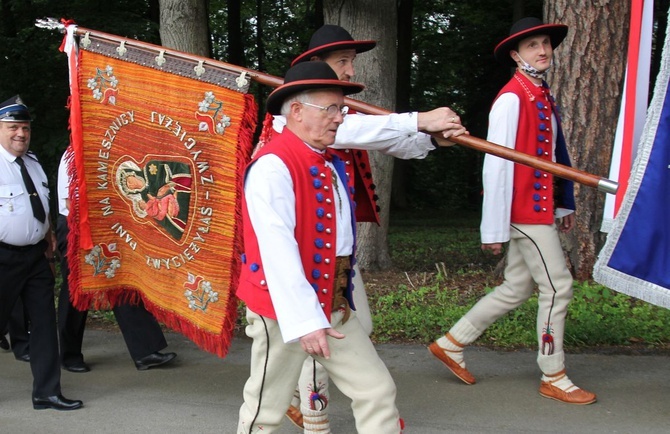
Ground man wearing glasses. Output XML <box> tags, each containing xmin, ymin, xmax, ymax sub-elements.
<box><xmin>259</xmin><ymin>24</ymin><xmax>467</xmax><ymax>432</ymax></box>
<box><xmin>237</xmin><ymin>61</ymin><xmax>403</xmax><ymax>433</ymax></box>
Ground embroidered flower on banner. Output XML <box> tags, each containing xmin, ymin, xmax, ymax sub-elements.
<box><xmin>84</xmin><ymin>243</ymin><xmax>122</xmax><ymax>278</ymax></box>
<box><xmin>87</xmin><ymin>65</ymin><xmax>119</xmax><ymax>105</ymax></box>
<box><xmin>195</xmin><ymin>91</ymin><xmax>231</xmax><ymax>135</ymax></box>
<box><xmin>183</xmin><ymin>272</ymin><xmax>218</xmax><ymax>311</ymax></box>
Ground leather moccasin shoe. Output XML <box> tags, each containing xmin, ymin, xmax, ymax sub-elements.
<box><xmin>15</xmin><ymin>353</ymin><xmax>30</xmax><ymax>363</ymax></box>
<box><xmin>134</xmin><ymin>351</ymin><xmax>177</xmax><ymax>371</ymax></box>
<box><xmin>33</xmin><ymin>394</ymin><xmax>83</xmax><ymax>411</ymax></box>
<box><xmin>63</xmin><ymin>361</ymin><xmax>91</xmax><ymax>373</ymax></box>
<box><xmin>539</xmin><ymin>381</ymin><xmax>597</xmax><ymax>405</ymax></box>
<box><xmin>428</xmin><ymin>342</ymin><xmax>476</xmax><ymax>385</ymax></box>
<box><xmin>0</xmin><ymin>335</ymin><xmax>9</xmax><ymax>350</ymax></box>
<box><xmin>285</xmin><ymin>405</ymin><xmax>304</xmax><ymax>429</ymax></box>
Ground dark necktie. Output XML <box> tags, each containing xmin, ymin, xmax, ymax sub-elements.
<box><xmin>15</xmin><ymin>157</ymin><xmax>46</xmax><ymax>223</ymax></box>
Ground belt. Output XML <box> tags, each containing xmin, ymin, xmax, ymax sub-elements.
<box><xmin>0</xmin><ymin>241</ymin><xmax>39</xmax><ymax>252</ymax></box>
<box><xmin>332</xmin><ymin>256</ymin><xmax>352</xmax><ymax>324</ymax></box>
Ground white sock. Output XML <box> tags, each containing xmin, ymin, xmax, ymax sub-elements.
<box><xmin>435</xmin><ymin>335</ymin><xmax>465</xmax><ymax>366</ymax></box>
<box><xmin>542</xmin><ymin>372</ymin><xmax>579</xmax><ymax>393</ymax></box>
<box><xmin>302</xmin><ymin>407</ymin><xmax>330</xmax><ymax>434</ymax></box>
<box><xmin>435</xmin><ymin>318</ymin><xmax>481</xmax><ymax>367</ymax></box>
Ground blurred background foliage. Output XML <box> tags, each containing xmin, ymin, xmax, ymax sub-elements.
<box><xmin>0</xmin><ymin>0</ymin><xmax>543</xmax><ymax>213</ymax></box>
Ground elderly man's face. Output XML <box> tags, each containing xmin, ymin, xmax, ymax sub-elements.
<box><xmin>295</xmin><ymin>89</ymin><xmax>345</xmax><ymax>150</ymax></box>
<box><xmin>0</xmin><ymin>121</ymin><xmax>31</xmax><ymax>157</ymax></box>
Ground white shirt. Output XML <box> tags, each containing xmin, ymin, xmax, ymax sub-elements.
<box><xmin>0</xmin><ymin>146</ymin><xmax>50</xmax><ymax>245</ymax></box>
<box><xmin>245</xmin><ymin>141</ymin><xmax>354</xmax><ymax>343</ymax></box>
<box><xmin>273</xmin><ymin>111</ymin><xmax>435</xmax><ymax>159</ymax></box>
<box><xmin>57</xmin><ymin>150</ymin><xmax>70</xmax><ymax>216</ymax></box>
<box><xmin>480</xmin><ymin>91</ymin><xmax>570</xmax><ymax>244</ymax></box>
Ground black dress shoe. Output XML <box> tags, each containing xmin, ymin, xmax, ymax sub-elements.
<box><xmin>0</xmin><ymin>335</ymin><xmax>8</xmax><ymax>350</ymax></box>
<box><xmin>62</xmin><ymin>361</ymin><xmax>91</xmax><ymax>373</ymax></box>
<box><xmin>134</xmin><ymin>351</ymin><xmax>177</xmax><ymax>371</ymax></box>
<box><xmin>15</xmin><ymin>353</ymin><xmax>30</xmax><ymax>362</ymax></box>
<box><xmin>32</xmin><ymin>394</ymin><xmax>83</xmax><ymax>411</ymax></box>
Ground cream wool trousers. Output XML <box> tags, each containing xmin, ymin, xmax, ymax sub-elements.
<box><xmin>237</xmin><ymin>305</ymin><xmax>400</xmax><ymax>434</ymax></box>
<box><xmin>295</xmin><ymin>263</ymin><xmax>373</xmax><ymax>416</ymax></box>
<box><xmin>461</xmin><ymin>224</ymin><xmax>574</xmax><ymax>369</ymax></box>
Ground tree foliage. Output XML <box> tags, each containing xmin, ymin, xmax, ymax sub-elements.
<box><xmin>3</xmin><ymin>0</ymin><xmax>666</xmax><ymax>277</ymax></box>
<box><xmin>401</xmin><ymin>0</ymin><xmax>542</xmax><ymax>211</ymax></box>
<box><xmin>0</xmin><ymin>0</ymin><xmax>159</xmax><ymax>185</ymax></box>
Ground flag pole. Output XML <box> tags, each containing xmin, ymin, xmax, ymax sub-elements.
<box><xmin>37</xmin><ymin>19</ymin><xmax>618</xmax><ymax>194</ymax></box>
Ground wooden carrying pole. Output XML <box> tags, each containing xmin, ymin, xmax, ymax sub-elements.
<box><xmin>61</xmin><ymin>23</ymin><xmax>617</xmax><ymax>194</ymax></box>
<box><xmin>346</xmin><ymin>100</ymin><xmax>618</xmax><ymax>195</ymax></box>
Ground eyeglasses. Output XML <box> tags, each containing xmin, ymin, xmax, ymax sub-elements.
<box><xmin>301</xmin><ymin>102</ymin><xmax>349</xmax><ymax>118</ymax></box>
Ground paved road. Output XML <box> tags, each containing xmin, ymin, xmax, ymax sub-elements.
<box><xmin>1</xmin><ymin>329</ymin><xmax>668</xmax><ymax>433</ymax></box>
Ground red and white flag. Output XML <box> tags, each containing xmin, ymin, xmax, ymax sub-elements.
<box><xmin>601</xmin><ymin>0</ymin><xmax>653</xmax><ymax>232</ymax></box>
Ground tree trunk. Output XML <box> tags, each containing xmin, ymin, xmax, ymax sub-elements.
<box><xmin>158</xmin><ymin>0</ymin><xmax>211</xmax><ymax>57</ymax></box>
<box><xmin>316</xmin><ymin>0</ymin><xmax>325</xmax><ymax>29</ymax></box>
<box><xmin>391</xmin><ymin>0</ymin><xmax>413</xmax><ymax>210</ymax></box>
<box><xmin>511</xmin><ymin>0</ymin><xmax>525</xmax><ymax>21</ymax></box>
<box><xmin>545</xmin><ymin>1</ymin><xmax>630</xmax><ymax>280</ymax></box>
<box><xmin>324</xmin><ymin>0</ymin><xmax>397</xmax><ymax>270</ymax></box>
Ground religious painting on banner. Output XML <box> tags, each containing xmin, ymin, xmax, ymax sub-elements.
<box><xmin>61</xmin><ymin>26</ymin><xmax>258</xmax><ymax>357</ymax></box>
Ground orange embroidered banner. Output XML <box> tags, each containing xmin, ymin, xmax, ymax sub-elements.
<box><xmin>63</xmin><ymin>29</ymin><xmax>256</xmax><ymax>357</ymax></box>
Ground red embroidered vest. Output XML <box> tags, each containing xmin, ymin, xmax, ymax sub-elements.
<box><xmin>328</xmin><ymin>110</ymin><xmax>381</xmax><ymax>224</ymax></box>
<box><xmin>326</xmin><ymin>108</ymin><xmax>380</xmax><ymax>224</ymax></box>
<box><xmin>237</xmin><ymin>128</ymin><xmax>354</xmax><ymax>321</ymax></box>
<box><xmin>495</xmin><ymin>72</ymin><xmax>556</xmax><ymax>225</ymax></box>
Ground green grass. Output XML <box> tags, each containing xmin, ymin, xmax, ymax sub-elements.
<box><xmin>71</xmin><ymin>208</ymin><xmax>670</xmax><ymax>350</ymax></box>
<box><xmin>388</xmin><ymin>209</ymin><xmax>500</xmax><ymax>273</ymax></box>
<box><xmin>367</xmin><ymin>209</ymin><xmax>670</xmax><ymax>350</ymax></box>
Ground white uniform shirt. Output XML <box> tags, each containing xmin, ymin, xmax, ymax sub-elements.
<box><xmin>0</xmin><ymin>146</ymin><xmax>50</xmax><ymax>246</ymax></box>
<box><xmin>481</xmin><ymin>91</ymin><xmax>571</xmax><ymax>244</ymax></box>
<box><xmin>57</xmin><ymin>151</ymin><xmax>70</xmax><ymax>216</ymax></box>
<box><xmin>273</xmin><ymin>111</ymin><xmax>435</xmax><ymax>159</ymax></box>
<box><xmin>245</xmin><ymin>142</ymin><xmax>354</xmax><ymax>343</ymax></box>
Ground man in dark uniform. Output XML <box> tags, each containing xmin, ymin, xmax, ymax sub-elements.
<box><xmin>0</xmin><ymin>95</ymin><xmax>82</xmax><ymax>410</ymax></box>
<box><xmin>0</xmin><ymin>299</ymin><xmax>30</xmax><ymax>360</ymax></box>
<box><xmin>57</xmin><ymin>149</ymin><xmax>177</xmax><ymax>372</ymax></box>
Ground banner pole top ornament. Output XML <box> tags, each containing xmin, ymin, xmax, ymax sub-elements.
<box><xmin>34</xmin><ymin>17</ymin><xmax>617</xmax><ymax>194</ymax></box>
<box><xmin>35</xmin><ymin>17</ymin><xmax>66</xmax><ymax>31</ymax></box>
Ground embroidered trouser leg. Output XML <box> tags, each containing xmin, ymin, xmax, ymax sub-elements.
<box><xmin>237</xmin><ymin>309</ymin><xmax>400</xmax><ymax>434</ymax></box>
<box><xmin>511</xmin><ymin>224</ymin><xmax>573</xmax><ymax>356</ymax></box>
<box><xmin>317</xmin><ymin>311</ymin><xmax>400</xmax><ymax>433</ymax></box>
<box><xmin>294</xmin><ymin>263</ymin><xmax>374</xmax><ymax>416</ymax></box>
<box><xmin>298</xmin><ymin>356</ymin><xmax>330</xmax><ymax>412</ymax></box>
<box><xmin>463</xmin><ymin>224</ymin><xmax>573</xmax><ymax>359</ymax></box>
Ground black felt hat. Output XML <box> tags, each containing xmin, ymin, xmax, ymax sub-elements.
<box><xmin>291</xmin><ymin>24</ymin><xmax>377</xmax><ymax>66</ymax></box>
<box><xmin>0</xmin><ymin>95</ymin><xmax>31</xmax><ymax>122</ymax></box>
<box><xmin>266</xmin><ymin>61</ymin><xmax>364</xmax><ymax>115</ymax></box>
<box><xmin>494</xmin><ymin>17</ymin><xmax>568</xmax><ymax>67</ymax></box>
